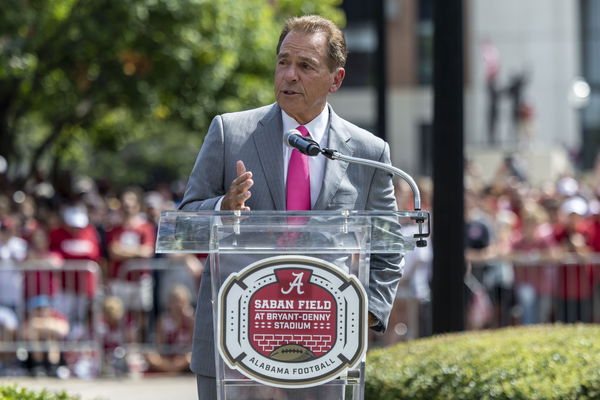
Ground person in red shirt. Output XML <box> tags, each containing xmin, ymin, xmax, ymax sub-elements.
<box><xmin>23</xmin><ymin>228</ymin><xmax>64</xmax><ymax>301</ymax></box>
<box><xmin>510</xmin><ymin>205</ymin><xmax>560</xmax><ymax>324</ymax></box>
<box><xmin>580</xmin><ymin>199</ymin><xmax>600</xmax><ymax>322</ymax></box>
<box><xmin>552</xmin><ymin>197</ymin><xmax>595</xmax><ymax>323</ymax></box>
<box><xmin>48</xmin><ymin>205</ymin><xmax>100</xmax><ymax>328</ymax></box>
<box><xmin>49</xmin><ymin>206</ymin><xmax>101</xmax><ymax>262</ymax></box>
<box><xmin>145</xmin><ymin>285</ymin><xmax>194</xmax><ymax>373</ymax></box>
<box><xmin>105</xmin><ymin>189</ymin><xmax>156</xmax><ymax>340</ymax></box>
<box><xmin>106</xmin><ymin>189</ymin><xmax>156</xmax><ymax>282</ymax></box>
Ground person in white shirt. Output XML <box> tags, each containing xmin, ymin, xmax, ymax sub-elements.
<box><xmin>0</xmin><ymin>218</ymin><xmax>27</xmax><ymax>311</ymax></box>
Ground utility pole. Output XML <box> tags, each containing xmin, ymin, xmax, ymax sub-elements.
<box><xmin>431</xmin><ymin>0</ymin><xmax>465</xmax><ymax>333</ymax></box>
<box><xmin>375</xmin><ymin>0</ymin><xmax>387</xmax><ymax>141</ymax></box>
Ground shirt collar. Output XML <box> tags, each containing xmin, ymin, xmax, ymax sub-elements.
<box><xmin>281</xmin><ymin>105</ymin><xmax>329</xmax><ymax>145</ymax></box>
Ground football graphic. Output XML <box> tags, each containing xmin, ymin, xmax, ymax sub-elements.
<box><xmin>269</xmin><ymin>344</ymin><xmax>316</xmax><ymax>362</ymax></box>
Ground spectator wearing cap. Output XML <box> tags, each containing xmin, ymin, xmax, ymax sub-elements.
<box><xmin>49</xmin><ymin>206</ymin><xmax>99</xmax><ymax>259</ymax></box>
<box><xmin>48</xmin><ymin>205</ymin><xmax>100</xmax><ymax>325</ymax></box>
<box><xmin>142</xmin><ymin>191</ymin><xmax>165</xmax><ymax>231</ymax></box>
<box><xmin>552</xmin><ymin>196</ymin><xmax>595</xmax><ymax>323</ymax></box>
<box><xmin>556</xmin><ymin>176</ymin><xmax>580</xmax><ymax>201</ymax></box>
<box><xmin>22</xmin><ymin>295</ymin><xmax>69</xmax><ymax>377</ymax></box>
<box><xmin>24</xmin><ymin>295</ymin><xmax>69</xmax><ymax>339</ymax></box>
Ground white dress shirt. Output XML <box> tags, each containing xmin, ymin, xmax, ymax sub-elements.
<box><xmin>216</xmin><ymin>105</ymin><xmax>330</xmax><ymax>210</ymax></box>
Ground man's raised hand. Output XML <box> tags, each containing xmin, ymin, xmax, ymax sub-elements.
<box><xmin>221</xmin><ymin>160</ymin><xmax>253</xmax><ymax>211</ymax></box>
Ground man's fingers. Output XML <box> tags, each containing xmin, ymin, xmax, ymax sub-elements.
<box><xmin>238</xmin><ymin>190</ymin><xmax>252</xmax><ymax>203</ymax></box>
<box><xmin>222</xmin><ymin>190</ymin><xmax>252</xmax><ymax>210</ymax></box>
<box><xmin>232</xmin><ymin>189</ymin><xmax>252</xmax><ymax>202</ymax></box>
<box><xmin>231</xmin><ymin>171</ymin><xmax>253</xmax><ymax>186</ymax></box>
<box><xmin>221</xmin><ymin>161</ymin><xmax>253</xmax><ymax>211</ymax></box>
<box><xmin>229</xmin><ymin>175</ymin><xmax>254</xmax><ymax>194</ymax></box>
<box><xmin>236</xmin><ymin>160</ymin><xmax>246</xmax><ymax>177</ymax></box>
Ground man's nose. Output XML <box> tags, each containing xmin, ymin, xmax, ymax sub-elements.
<box><xmin>284</xmin><ymin>65</ymin><xmax>299</xmax><ymax>82</ymax></box>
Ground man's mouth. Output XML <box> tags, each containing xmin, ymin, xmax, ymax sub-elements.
<box><xmin>282</xmin><ymin>90</ymin><xmax>300</xmax><ymax>95</ymax></box>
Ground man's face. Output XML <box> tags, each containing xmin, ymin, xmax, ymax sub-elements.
<box><xmin>122</xmin><ymin>192</ymin><xmax>140</xmax><ymax>216</ymax></box>
<box><xmin>33</xmin><ymin>306</ymin><xmax>50</xmax><ymax>318</ymax></box>
<box><xmin>275</xmin><ymin>31</ymin><xmax>344</xmax><ymax>125</ymax></box>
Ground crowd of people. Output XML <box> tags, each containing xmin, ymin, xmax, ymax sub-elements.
<box><xmin>463</xmin><ymin>155</ymin><xmax>600</xmax><ymax>328</ymax></box>
<box><xmin>0</xmin><ymin>175</ymin><xmax>201</xmax><ymax>378</ymax></box>
<box><xmin>387</xmin><ymin>154</ymin><xmax>600</xmax><ymax>342</ymax></box>
<box><xmin>2</xmin><ymin>152</ymin><xmax>600</xmax><ymax>377</ymax></box>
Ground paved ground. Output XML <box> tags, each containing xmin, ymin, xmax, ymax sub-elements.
<box><xmin>0</xmin><ymin>375</ymin><xmax>197</xmax><ymax>400</ymax></box>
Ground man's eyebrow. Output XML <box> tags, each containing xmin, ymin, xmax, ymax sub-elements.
<box><xmin>277</xmin><ymin>52</ymin><xmax>319</xmax><ymax>65</ymax></box>
<box><xmin>298</xmin><ymin>55</ymin><xmax>318</xmax><ymax>65</ymax></box>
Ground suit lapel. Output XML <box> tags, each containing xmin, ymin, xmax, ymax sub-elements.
<box><xmin>253</xmin><ymin>104</ymin><xmax>286</xmax><ymax>210</ymax></box>
<box><xmin>313</xmin><ymin>107</ymin><xmax>352</xmax><ymax>210</ymax></box>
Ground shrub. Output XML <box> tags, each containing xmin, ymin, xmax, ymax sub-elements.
<box><xmin>366</xmin><ymin>324</ymin><xmax>600</xmax><ymax>400</ymax></box>
<box><xmin>0</xmin><ymin>386</ymin><xmax>79</xmax><ymax>400</ymax></box>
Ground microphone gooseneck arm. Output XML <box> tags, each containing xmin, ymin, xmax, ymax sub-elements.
<box><xmin>282</xmin><ymin>130</ymin><xmax>429</xmax><ymax>246</ymax></box>
<box><xmin>321</xmin><ymin>148</ymin><xmax>422</xmax><ymax>211</ymax></box>
<box><xmin>322</xmin><ymin>147</ymin><xmax>428</xmax><ymax>247</ymax></box>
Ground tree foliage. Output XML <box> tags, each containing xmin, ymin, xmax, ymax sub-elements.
<box><xmin>0</xmin><ymin>385</ymin><xmax>76</xmax><ymax>400</ymax></box>
<box><xmin>0</xmin><ymin>0</ymin><xmax>344</xmax><ymax>189</ymax></box>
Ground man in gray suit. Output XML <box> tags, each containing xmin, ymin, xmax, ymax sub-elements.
<box><xmin>179</xmin><ymin>15</ymin><xmax>402</xmax><ymax>399</ymax></box>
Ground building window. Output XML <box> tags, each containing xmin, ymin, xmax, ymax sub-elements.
<box><xmin>417</xmin><ymin>0</ymin><xmax>433</xmax><ymax>85</ymax></box>
<box><xmin>343</xmin><ymin>24</ymin><xmax>377</xmax><ymax>87</ymax></box>
<box><xmin>580</xmin><ymin>0</ymin><xmax>600</xmax><ymax>168</ymax></box>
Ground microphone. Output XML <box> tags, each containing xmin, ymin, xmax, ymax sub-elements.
<box><xmin>284</xmin><ymin>129</ymin><xmax>321</xmax><ymax>156</ymax></box>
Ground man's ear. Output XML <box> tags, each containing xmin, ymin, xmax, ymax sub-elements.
<box><xmin>329</xmin><ymin>68</ymin><xmax>345</xmax><ymax>93</ymax></box>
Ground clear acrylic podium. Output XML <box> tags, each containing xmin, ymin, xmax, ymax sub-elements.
<box><xmin>156</xmin><ymin>210</ymin><xmax>429</xmax><ymax>400</ymax></box>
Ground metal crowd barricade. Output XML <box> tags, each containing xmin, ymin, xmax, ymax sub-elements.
<box><xmin>467</xmin><ymin>252</ymin><xmax>600</xmax><ymax>328</ymax></box>
<box><xmin>370</xmin><ymin>252</ymin><xmax>600</xmax><ymax>348</ymax></box>
<box><xmin>0</xmin><ymin>260</ymin><xmax>103</xmax><ymax>378</ymax></box>
<box><xmin>108</xmin><ymin>257</ymin><xmax>200</xmax><ymax>375</ymax></box>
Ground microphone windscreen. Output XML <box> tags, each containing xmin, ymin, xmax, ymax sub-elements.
<box><xmin>284</xmin><ymin>129</ymin><xmax>302</xmax><ymax>148</ymax></box>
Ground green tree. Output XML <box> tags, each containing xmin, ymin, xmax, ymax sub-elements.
<box><xmin>0</xmin><ymin>0</ymin><xmax>343</xmax><ymax>189</ymax></box>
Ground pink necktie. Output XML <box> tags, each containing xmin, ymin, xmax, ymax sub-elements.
<box><xmin>286</xmin><ymin>125</ymin><xmax>311</xmax><ymax>210</ymax></box>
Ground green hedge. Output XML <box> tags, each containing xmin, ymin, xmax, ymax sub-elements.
<box><xmin>366</xmin><ymin>324</ymin><xmax>600</xmax><ymax>400</ymax></box>
<box><xmin>0</xmin><ymin>386</ymin><xmax>78</xmax><ymax>400</ymax></box>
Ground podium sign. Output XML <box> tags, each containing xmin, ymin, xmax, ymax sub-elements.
<box><xmin>156</xmin><ymin>210</ymin><xmax>430</xmax><ymax>399</ymax></box>
<box><xmin>218</xmin><ymin>255</ymin><xmax>368</xmax><ymax>388</ymax></box>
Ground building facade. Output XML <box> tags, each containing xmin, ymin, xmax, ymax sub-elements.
<box><xmin>330</xmin><ymin>0</ymin><xmax>586</xmax><ymax>185</ymax></box>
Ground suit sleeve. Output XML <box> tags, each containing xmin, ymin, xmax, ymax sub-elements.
<box><xmin>178</xmin><ymin>115</ymin><xmax>226</xmax><ymax>211</ymax></box>
<box><xmin>365</xmin><ymin>141</ymin><xmax>404</xmax><ymax>332</ymax></box>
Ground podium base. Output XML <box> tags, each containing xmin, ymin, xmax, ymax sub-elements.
<box><xmin>218</xmin><ymin>363</ymin><xmax>365</xmax><ymax>400</ymax></box>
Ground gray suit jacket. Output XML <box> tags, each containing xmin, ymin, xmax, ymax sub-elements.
<box><xmin>179</xmin><ymin>103</ymin><xmax>402</xmax><ymax>375</ymax></box>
